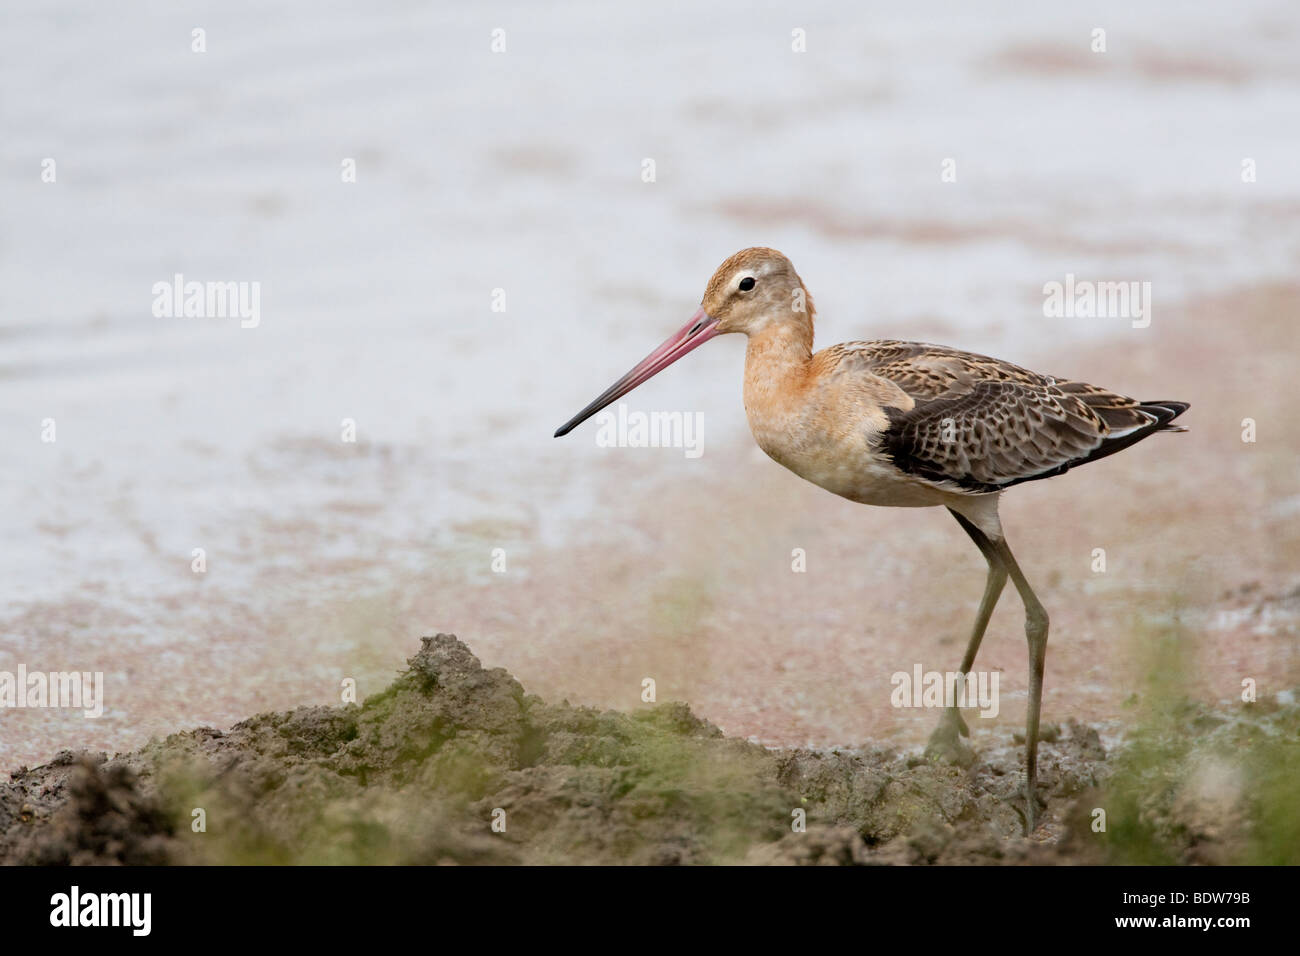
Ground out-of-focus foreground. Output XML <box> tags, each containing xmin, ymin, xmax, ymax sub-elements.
<box><xmin>2</xmin><ymin>634</ymin><xmax>1296</xmax><ymax>865</ymax></box>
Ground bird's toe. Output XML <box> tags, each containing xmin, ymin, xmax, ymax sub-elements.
<box><xmin>924</xmin><ymin>709</ymin><xmax>976</xmax><ymax>768</ymax></box>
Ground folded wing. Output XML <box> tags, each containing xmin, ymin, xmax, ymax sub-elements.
<box><xmin>827</xmin><ymin>341</ymin><xmax>1188</xmax><ymax>494</ymax></box>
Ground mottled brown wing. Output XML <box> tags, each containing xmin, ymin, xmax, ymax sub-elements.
<box><xmin>830</xmin><ymin>341</ymin><xmax>1188</xmax><ymax>492</ymax></box>
<box><xmin>879</xmin><ymin>379</ymin><xmax>1107</xmax><ymax>492</ymax></box>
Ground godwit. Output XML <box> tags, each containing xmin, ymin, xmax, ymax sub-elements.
<box><xmin>554</xmin><ymin>248</ymin><xmax>1188</xmax><ymax>834</ymax></box>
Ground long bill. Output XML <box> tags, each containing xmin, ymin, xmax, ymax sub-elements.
<box><xmin>553</xmin><ymin>307</ymin><xmax>719</xmax><ymax>437</ymax></box>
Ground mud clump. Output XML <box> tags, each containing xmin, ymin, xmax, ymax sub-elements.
<box><xmin>2</xmin><ymin>755</ymin><xmax>177</xmax><ymax>865</ymax></box>
<box><xmin>1</xmin><ymin>636</ymin><xmax>791</xmax><ymax>865</ymax></box>
<box><xmin>1</xmin><ymin>634</ymin><xmax>1296</xmax><ymax>865</ymax></box>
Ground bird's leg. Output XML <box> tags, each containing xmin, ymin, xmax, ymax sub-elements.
<box><xmin>925</xmin><ymin>510</ymin><xmax>1008</xmax><ymax>763</ymax></box>
<box><xmin>989</xmin><ymin>534</ymin><xmax>1050</xmax><ymax>836</ymax></box>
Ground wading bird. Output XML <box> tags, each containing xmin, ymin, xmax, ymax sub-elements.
<box><xmin>554</xmin><ymin>248</ymin><xmax>1188</xmax><ymax>834</ymax></box>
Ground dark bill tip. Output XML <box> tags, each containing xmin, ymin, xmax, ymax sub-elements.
<box><xmin>552</xmin><ymin>307</ymin><xmax>715</xmax><ymax>441</ymax></box>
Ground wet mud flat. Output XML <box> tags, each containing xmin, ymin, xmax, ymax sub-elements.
<box><xmin>1</xmin><ymin>634</ymin><xmax>1296</xmax><ymax>865</ymax></box>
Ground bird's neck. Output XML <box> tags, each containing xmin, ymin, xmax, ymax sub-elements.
<box><xmin>743</xmin><ymin>322</ymin><xmax>814</xmax><ymax>412</ymax></box>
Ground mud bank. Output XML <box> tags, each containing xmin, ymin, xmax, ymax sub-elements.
<box><xmin>1</xmin><ymin>635</ymin><xmax>1296</xmax><ymax>865</ymax></box>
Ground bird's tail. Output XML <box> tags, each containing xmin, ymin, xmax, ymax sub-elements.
<box><xmin>1142</xmin><ymin>400</ymin><xmax>1191</xmax><ymax>433</ymax></box>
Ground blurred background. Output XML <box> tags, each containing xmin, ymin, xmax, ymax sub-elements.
<box><xmin>2</xmin><ymin>0</ymin><xmax>1297</xmax><ymax>771</ymax></box>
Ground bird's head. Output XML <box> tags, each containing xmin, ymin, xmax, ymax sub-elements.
<box><xmin>553</xmin><ymin>247</ymin><xmax>813</xmax><ymax>437</ymax></box>
<box><xmin>705</xmin><ymin>246</ymin><xmax>813</xmax><ymax>337</ymax></box>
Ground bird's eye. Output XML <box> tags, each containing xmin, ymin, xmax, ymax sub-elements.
<box><xmin>738</xmin><ymin>277</ymin><xmax>756</xmax><ymax>292</ymax></box>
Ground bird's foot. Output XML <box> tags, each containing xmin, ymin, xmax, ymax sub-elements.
<box><xmin>924</xmin><ymin>707</ymin><xmax>975</xmax><ymax>768</ymax></box>
<box><xmin>1013</xmin><ymin>785</ymin><xmax>1048</xmax><ymax>836</ymax></box>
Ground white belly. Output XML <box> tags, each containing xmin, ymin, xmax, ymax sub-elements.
<box><xmin>750</xmin><ymin>421</ymin><xmax>949</xmax><ymax>509</ymax></box>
